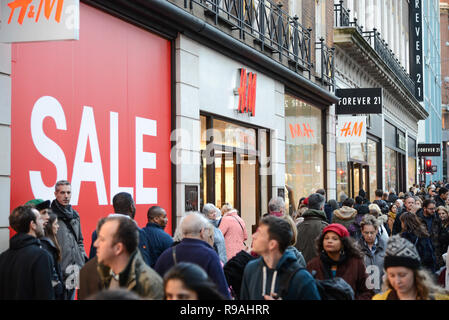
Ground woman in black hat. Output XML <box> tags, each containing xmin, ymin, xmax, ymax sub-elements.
<box><xmin>373</xmin><ymin>235</ymin><xmax>449</xmax><ymax>300</ymax></box>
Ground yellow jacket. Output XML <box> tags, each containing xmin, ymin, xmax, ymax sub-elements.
<box><xmin>373</xmin><ymin>289</ymin><xmax>449</xmax><ymax>300</ymax></box>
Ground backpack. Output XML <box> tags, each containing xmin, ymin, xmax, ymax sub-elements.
<box><xmin>278</xmin><ymin>266</ymin><xmax>354</xmax><ymax>300</ymax></box>
<box><xmin>310</xmin><ymin>270</ymin><xmax>354</xmax><ymax>300</ymax></box>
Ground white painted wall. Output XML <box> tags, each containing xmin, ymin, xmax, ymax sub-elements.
<box><xmin>0</xmin><ymin>43</ymin><xmax>11</xmax><ymax>253</ymax></box>
<box><xmin>175</xmin><ymin>35</ymin><xmax>285</xmax><ymax>226</ymax></box>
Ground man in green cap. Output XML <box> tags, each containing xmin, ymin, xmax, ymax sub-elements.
<box><xmin>25</xmin><ymin>199</ymin><xmax>51</xmax><ymax>227</ymax></box>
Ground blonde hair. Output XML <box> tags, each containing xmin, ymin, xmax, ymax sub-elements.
<box><xmin>221</xmin><ymin>203</ymin><xmax>233</xmax><ymax>216</ymax></box>
<box><xmin>280</xmin><ymin>214</ymin><xmax>297</xmax><ymax>246</ymax></box>
<box><xmin>383</xmin><ymin>268</ymin><xmax>449</xmax><ymax>300</ymax></box>
<box><xmin>368</xmin><ymin>203</ymin><xmax>381</xmax><ymax>218</ymax></box>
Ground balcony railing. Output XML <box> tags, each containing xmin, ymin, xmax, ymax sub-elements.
<box><xmin>315</xmin><ymin>38</ymin><xmax>335</xmax><ymax>89</ymax></box>
<box><xmin>182</xmin><ymin>0</ymin><xmax>313</xmax><ymax>76</ymax></box>
<box><xmin>334</xmin><ymin>1</ymin><xmax>415</xmax><ymax>96</ymax></box>
<box><xmin>362</xmin><ymin>30</ymin><xmax>415</xmax><ymax>95</ymax></box>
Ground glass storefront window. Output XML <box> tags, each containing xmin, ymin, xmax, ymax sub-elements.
<box><xmin>285</xmin><ymin>94</ymin><xmax>324</xmax><ymax>208</ymax></box>
<box><xmin>385</xmin><ymin>147</ymin><xmax>397</xmax><ymax>192</ymax></box>
<box><xmin>349</xmin><ymin>143</ymin><xmax>367</xmax><ymax>162</ymax></box>
<box><xmin>213</xmin><ymin>119</ymin><xmax>257</xmax><ymax>151</ymax></box>
<box><xmin>367</xmin><ymin>139</ymin><xmax>377</xmax><ymax>201</ymax></box>
<box><xmin>408</xmin><ymin>157</ymin><xmax>416</xmax><ymax>189</ymax></box>
<box><xmin>337</xmin><ymin>143</ymin><xmax>349</xmax><ymax>199</ymax></box>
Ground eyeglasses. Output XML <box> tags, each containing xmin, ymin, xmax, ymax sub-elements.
<box><xmin>362</xmin><ymin>231</ymin><xmax>376</xmax><ymax>236</ymax></box>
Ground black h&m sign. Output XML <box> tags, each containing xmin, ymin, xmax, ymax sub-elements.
<box><xmin>335</xmin><ymin>88</ymin><xmax>382</xmax><ymax>114</ymax></box>
<box><xmin>410</xmin><ymin>0</ymin><xmax>423</xmax><ymax>101</ymax></box>
<box><xmin>418</xmin><ymin>143</ymin><xmax>441</xmax><ymax>156</ymax></box>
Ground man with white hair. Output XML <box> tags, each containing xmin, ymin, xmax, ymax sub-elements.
<box><xmin>154</xmin><ymin>212</ymin><xmax>231</xmax><ymax>299</ymax></box>
<box><xmin>202</xmin><ymin>203</ymin><xmax>227</xmax><ymax>264</ymax></box>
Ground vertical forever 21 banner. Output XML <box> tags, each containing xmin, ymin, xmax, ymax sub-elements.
<box><xmin>410</xmin><ymin>0</ymin><xmax>423</xmax><ymax>101</ymax></box>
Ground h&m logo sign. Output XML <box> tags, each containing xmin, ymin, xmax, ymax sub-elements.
<box><xmin>237</xmin><ymin>68</ymin><xmax>257</xmax><ymax>116</ymax></box>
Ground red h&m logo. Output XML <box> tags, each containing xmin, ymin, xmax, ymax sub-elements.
<box><xmin>237</xmin><ymin>68</ymin><xmax>257</xmax><ymax>116</ymax></box>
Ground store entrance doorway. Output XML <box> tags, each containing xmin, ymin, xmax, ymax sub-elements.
<box><xmin>348</xmin><ymin>161</ymin><xmax>370</xmax><ymax>200</ymax></box>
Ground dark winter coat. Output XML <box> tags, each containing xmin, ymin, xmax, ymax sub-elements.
<box><xmin>40</xmin><ymin>237</ymin><xmax>66</xmax><ymax>299</ymax></box>
<box><xmin>401</xmin><ymin>231</ymin><xmax>437</xmax><ymax>273</ymax></box>
<box><xmin>142</xmin><ymin>222</ymin><xmax>174</xmax><ymax>267</ymax></box>
<box><xmin>306</xmin><ymin>252</ymin><xmax>374</xmax><ymax>300</ymax></box>
<box><xmin>416</xmin><ymin>210</ymin><xmax>444</xmax><ymax>268</ymax></box>
<box><xmin>0</xmin><ymin>233</ymin><xmax>54</xmax><ymax>300</ymax></box>
<box><xmin>295</xmin><ymin>209</ymin><xmax>329</xmax><ymax>263</ymax></box>
<box><xmin>435</xmin><ymin>195</ymin><xmax>446</xmax><ymax>209</ymax></box>
<box><xmin>440</xmin><ymin>223</ymin><xmax>449</xmax><ymax>256</ymax></box>
<box><xmin>223</xmin><ymin>250</ymin><xmax>257</xmax><ymax>299</ymax></box>
<box><xmin>240</xmin><ymin>249</ymin><xmax>321</xmax><ymax>300</ymax></box>
<box><xmin>373</xmin><ymin>199</ymin><xmax>389</xmax><ymax>215</ymax></box>
<box><xmin>154</xmin><ymin>238</ymin><xmax>231</xmax><ymax>299</ymax></box>
<box><xmin>51</xmin><ymin>200</ymin><xmax>88</xmax><ymax>285</ymax></box>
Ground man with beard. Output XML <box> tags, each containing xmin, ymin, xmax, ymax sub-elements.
<box><xmin>51</xmin><ymin>180</ymin><xmax>88</xmax><ymax>299</ymax></box>
<box><xmin>0</xmin><ymin>205</ymin><xmax>54</xmax><ymax>299</ymax></box>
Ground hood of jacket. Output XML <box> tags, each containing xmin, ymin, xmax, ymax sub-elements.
<box><xmin>333</xmin><ymin>206</ymin><xmax>358</xmax><ymax>220</ymax></box>
<box><xmin>302</xmin><ymin>209</ymin><xmax>327</xmax><ymax>221</ymax></box>
<box><xmin>9</xmin><ymin>233</ymin><xmax>41</xmax><ymax>251</ymax></box>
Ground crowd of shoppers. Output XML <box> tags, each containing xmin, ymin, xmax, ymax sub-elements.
<box><xmin>1</xmin><ymin>179</ymin><xmax>449</xmax><ymax>300</ymax></box>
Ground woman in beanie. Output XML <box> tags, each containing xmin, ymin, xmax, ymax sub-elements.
<box><xmin>306</xmin><ymin>223</ymin><xmax>374</xmax><ymax>299</ymax></box>
<box><xmin>373</xmin><ymin>235</ymin><xmax>449</xmax><ymax>300</ymax></box>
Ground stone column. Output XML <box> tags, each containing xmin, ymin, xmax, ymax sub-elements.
<box><xmin>0</xmin><ymin>43</ymin><xmax>11</xmax><ymax>253</ymax></box>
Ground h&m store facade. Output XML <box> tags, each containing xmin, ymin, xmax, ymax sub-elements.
<box><xmin>1</xmin><ymin>1</ymin><xmax>338</xmax><ymax>250</ymax></box>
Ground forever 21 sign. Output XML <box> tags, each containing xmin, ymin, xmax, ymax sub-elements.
<box><xmin>335</xmin><ymin>88</ymin><xmax>382</xmax><ymax>115</ymax></box>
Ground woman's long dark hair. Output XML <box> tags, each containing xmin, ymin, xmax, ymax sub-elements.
<box><xmin>400</xmin><ymin>212</ymin><xmax>429</xmax><ymax>238</ymax></box>
<box><xmin>315</xmin><ymin>232</ymin><xmax>364</xmax><ymax>259</ymax></box>
<box><xmin>163</xmin><ymin>262</ymin><xmax>225</xmax><ymax>300</ymax></box>
<box><xmin>44</xmin><ymin>212</ymin><xmax>62</xmax><ymax>262</ymax></box>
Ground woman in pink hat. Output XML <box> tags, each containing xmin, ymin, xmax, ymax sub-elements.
<box><xmin>306</xmin><ymin>223</ymin><xmax>374</xmax><ymax>300</ymax></box>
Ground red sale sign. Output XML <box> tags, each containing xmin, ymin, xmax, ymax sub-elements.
<box><xmin>10</xmin><ymin>3</ymin><xmax>172</xmax><ymax>251</ymax></box>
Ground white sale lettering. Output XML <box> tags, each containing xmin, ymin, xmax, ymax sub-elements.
<box><xmin>29</xmin><ymin>96</ymin><xmax>158</xmax><ymax>205</ymax></box>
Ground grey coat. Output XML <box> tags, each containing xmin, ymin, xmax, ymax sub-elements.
<box><xmin>212</xmin><ymin>223</ymin><xmax>228</xmax><ymax>264</ymax></box>
<box><xmin>358</xmin><ymin>235</ymin><xmax>386</xmax><ymax>294</ymax></box>
<box><xmin>51</xmin><ymin>200</ymin><xmax>88</xmax><ymax>288</ymax></box>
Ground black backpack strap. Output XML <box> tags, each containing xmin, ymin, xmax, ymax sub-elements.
<box><xmin>278</xmin><ymin>265</ymin><xmax>302</xmax><ymax>299</ymax></box>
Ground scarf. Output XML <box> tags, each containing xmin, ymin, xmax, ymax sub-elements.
<box><xmin>52</xmin><ymin>200</ymin><xmax>75</xmax><ymax>222</ymax></box>
<box><xmin>320</xmin><ymin>251</ymin><xmax>348</xmax><ymax>279</ymax></box>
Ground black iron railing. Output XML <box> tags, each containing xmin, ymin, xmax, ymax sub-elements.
<box><xmin>316</xmin><ymin>38</ymin><xmax>335</xmax><ymax>89</ymax></box>
<box><xmin>182</xmin><ymin>0</ymin><xmax>313</xmax><ymax>76</ymax></box>
<box><xmin>363</xmin><ymin>30</ymin><xmax>415</xmax><ymax>95</ymax></box>
<box><xmin>334</xmin><ymin>1</ymin><xmax>414</xmax><ymax>96</ymax></box>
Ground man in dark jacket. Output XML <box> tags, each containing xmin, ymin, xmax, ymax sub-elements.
<box><xmin>295</xmin><ymin>193</ymin><xmax>328</xmax><ymax>263</ymax></box>
<box><xmin>154</xmin><ymin>212</ymin><xmax>231</xmax><ymax>299</ymax></box>
<box><xmin>418</xmin><ymin>199</ymin><xmax>444</xmax><ymax>268</ymax></box>
<box><xmin>51</xmin><ymin>180</ymin><xmax>88</xmax><ymax>299</ymax></box>
<box><xmin>240</xmin><ymin>216</ymin><xmax>320</xmax><ymax>300</ymax></box>
<box><xmin>142</xmin><ymin>206</ymin><xmax>173</xmax><ymax>267</ymax></box>
<box><xmin>392</xmin><ymin>195</ymin><xmax>416</xmax><ymax>235</ymax></box>
<box><xmin>89</xmin><ymin>192</ymin><xmax>151</xmax><ymax>266</ymax></box>
<box><xmin>94</xmin><ymin>215</ymin><xmax>163</xmax><ymax>299</ymax></box>
<box><xmin>0</xmin><ymin>206</ymin><xmax>54</xmax><ymax>300</ymax></box>
<box><xmin>373</xmin><ymin>189</ymin><xmax>389</xmax><ymax>215</ymax></box>
<box><xmin>435</xmin><ymin>187</ymin><xmax>448</xmax><ymax>208</ymax></box>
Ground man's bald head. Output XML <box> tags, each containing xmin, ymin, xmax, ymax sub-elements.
<box><xmin>181</xmin><ymin>212</ymin><xmax>211</xmax><ymax>238</ymax></box>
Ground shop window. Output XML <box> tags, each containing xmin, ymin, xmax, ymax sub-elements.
<box><xmin>285</xmin><ymin>94</ymin><xmax>324</xmax><ymax>209</ymax></box>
